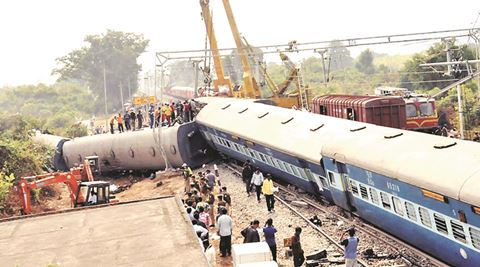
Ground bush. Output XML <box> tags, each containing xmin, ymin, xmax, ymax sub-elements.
<box><xmin>0</xmin><ymin>172</ymin><xmax>15</xmax><ymax>211</ymax></box>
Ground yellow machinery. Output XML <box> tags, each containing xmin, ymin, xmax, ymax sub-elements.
<box><xmin>199</xmin><ymin>0</ymin><xmax>233</xmax><ymax>95</ymax></box>
<box><xmin>200</xmin><ymin>0</ymin><xmax>309</xmax><ymax>109</ymax></box>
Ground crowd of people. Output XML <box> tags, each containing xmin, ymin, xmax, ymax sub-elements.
<box><xmin>91</xmin><ymin>99</ymin><xmax>198</xmax><ymax>135</ymax></box>
<box><xmin>181</xmin><ymin>161</ymin><xmax>359</xmax><ymax>266</ymax></box>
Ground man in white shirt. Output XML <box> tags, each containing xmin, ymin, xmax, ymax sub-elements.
<box><xmin>250</xmin><ymin>168</ymin><xmax>264</xmax><ymax>202</ymax></box>
<box><xmin>217</xmin><ymin>208</ymin><xmax>232</xmax><ymax>257</ymax></box>
<box><xmin>193</xmin><ymin>220</ymin><xmax>209</xmax><ymax>239</ymax></box>
<box><xmin>89</xmin><ymin>190</ymin><xmax>97</xmax><ymax>205</ymax></box>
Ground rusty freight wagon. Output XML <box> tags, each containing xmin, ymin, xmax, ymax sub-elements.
<box><xmin>311</xmin><ymin>95</ymin><xmax>406</xmax><ymax>129</ymax></box>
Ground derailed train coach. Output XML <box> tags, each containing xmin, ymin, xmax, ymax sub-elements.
<box><xmin>194</xmin><ymin>97</ymin><xmax>480</xmax><ymax>267</ymax></box>
<box><xmin>35</xmin><ymin>122</ymin><xmax>214</xmax><ymax>172</ymax></box>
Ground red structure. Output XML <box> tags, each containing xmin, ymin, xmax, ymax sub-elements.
<box><xmin>312</xmin><ymin>95</ymin><xmax>407</xmax><ymax>129</ymax></box>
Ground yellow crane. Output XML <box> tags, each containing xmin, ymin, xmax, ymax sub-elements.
<box><xmin>221</xmin><ymin>0</ymin><xmax>260</xmax><ymax>99</ymax></box>
<box><xmin>199</xmin><ymin>0</ymin><xmax>233</xmax><ymax>96</ymax></box>
<box><xmin>221</xmin><ymin>0</ymin><xmax>308</xmax><ymax>108</ymax></box>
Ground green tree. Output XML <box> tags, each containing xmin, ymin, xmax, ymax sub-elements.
<box><xmin>355</xmin><ymin>49</ymin><xmax>376</xmax><ymax>75</ymax></box>
<box><xmin>53</xmin><ymin>30</ymin><xmax>149</xmax><ymax>112</ymax></box>
<box><xmin>400</xmin><ymin>42</ymin><xmax>475</xmax><ymax>91</ymax></box>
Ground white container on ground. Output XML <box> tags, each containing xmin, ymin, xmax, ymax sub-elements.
<box><xmin>238</xmin><ymin>261</ymin><xmax>278</xmax><ymax>267</ymax></box>
<box><xmin>232</xmin><ymin>242</ymin><xmax>277</xmax><ymax>267</ymax></box>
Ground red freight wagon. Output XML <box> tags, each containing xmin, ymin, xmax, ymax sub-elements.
<box><xmin>312</xmin><ymin>95</ymin><xmax>407</xmax><ymax>129</ymax></box>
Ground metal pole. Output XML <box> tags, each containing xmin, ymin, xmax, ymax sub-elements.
<box><xmin>119</xmin><ymin>83</ymin><xmax>124</xmax><ymax>112</ymax></box>
<box><xmin>154</xmin><ymin>67</ymin><xmax>157</xmax><ymax>103</ymax></box>
<box><xmin>103</xmin><ymin>63</ymin><xmax>108</xmax><ymax>128</ymax></box>
<box><xmin>127</xmin><ymin>77</ymin><xmax>132</xmax><ymax>100</ymax></box>
<box><xmin>193</xmin><ymin>61</ymin><xmax>200</xmax><ymax>98</ymax></box>
<box><xmin>457</xmin><ymin>84</ymin><xmax>465</xmax><ymax>139</ymax></box>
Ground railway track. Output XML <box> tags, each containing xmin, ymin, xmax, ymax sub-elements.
<box><xmin>225</xmin><ymin>162</ymin><xmax>448</xmax><ymax>267</ymax></box>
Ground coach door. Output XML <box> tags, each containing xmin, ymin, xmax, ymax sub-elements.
<box><xmin>326</xmin><ymin>161</ymin><xmax>355</xmax><ymax>211</ymax></box>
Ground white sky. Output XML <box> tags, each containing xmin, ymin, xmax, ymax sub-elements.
<box><xmin>0</xmin><ymin>0</ymin><xmax>479</xmax><ymax>87</ymax></box>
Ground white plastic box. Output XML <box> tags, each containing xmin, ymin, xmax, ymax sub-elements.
<box><xmin>238</xmin><ymin>261</ymin><xmax>278</xmax><ymax>267</ymax></box>
<box><xmin>232</xmin><ymin>242</ymin><xmax>276</xmax><ymax>266</ymax></box>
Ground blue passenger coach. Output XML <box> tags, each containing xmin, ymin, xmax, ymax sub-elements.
<box><xmin>194</xmin><ymin>97</ymin><xmax>480</xmax><ymax>266</ymax></box>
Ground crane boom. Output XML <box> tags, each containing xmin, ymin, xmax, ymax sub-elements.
<box><xmin>221</xmin><ymin>0</ymin><xmax>261</xmax><ymax>98</ymax></box>
<box><xmin>199</xmin><ymin>0</ymin><xmax>233</xmax><ymax>95</ymax></box>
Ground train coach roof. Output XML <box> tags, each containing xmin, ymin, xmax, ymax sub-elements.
<box><xmin>195</xmin><ymin>97</ymin><xmax>367</xmax><ymax>164</ymax></box>
<box><xmin>321</xmin><ymin>125</ymin><xmax>480</xmax><ymax>206</ymax></box>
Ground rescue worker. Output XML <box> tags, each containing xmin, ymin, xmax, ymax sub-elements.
<box><xmin>136</xmin><ymin>109</ymin><xmax>143</xmax><ymax>129</ymax></box>
<box><xmin>182</xmin><ymin>163</ymin><xmax>193</xmax><ymax>192</ymax></box>
<box><xmin>124</xmin><ymin>111</ymin><xmax>131</xmax><ymax>131</ymax></box>
<box><xmin>340</xmin><ymin>228</ymin><xmax>359</xmax><ymax>267</ymax></box>
<box><xmin>117</xmin><ymin>113</ymin><xmax>124</xmax><ymax>133</ymax></box>
<box><xmin>250</xmin><ymin>168</ymin><xmax>264</xmax><ymax>202</ymax></box>
<box><xmin>130</xmin><ymin>109</ymin><xmax>136</xmax><ymax>131</ymax></box>
<box><xmin>148</xmin><ymin>105</ymin><xmax>155</xmax><ymax>128</ymax></box>
<box><xmin>163</xmin><ymin>103</ymin><xmax>172</xmax><ymax>126</ymax></box>
<box><xmin>262</xmin><ymin>173</ymin><xmax>275</xmax><ymax>212</ymax></box>
<box><xmin>242</xmin><ymin>160</ymin><xmax>254</xmax><ymax>196</ymax></box>
<box><xmin>109</xmin><ymin>116</ymin><xmax>116</xmax><ymax>134</ymax></box>
<box><xmin>291</xmin><ymin>227</ymin><xmax>305</xmax><ymax>267</ymax></box>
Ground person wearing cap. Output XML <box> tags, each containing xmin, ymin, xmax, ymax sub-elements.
<box><xmin>182</xmin><ymin>163</ymin><xmax>193</xmax><ymax>192</ymax></box>
<box><xmin>340</xmin><ymin>228</ymin><xmax>359</xmax><ymax>267</ymax></box>
<box><xmin>262</xmin><ymin>173</ymin><xmax>275</xmax><ymax>212</ymax></box>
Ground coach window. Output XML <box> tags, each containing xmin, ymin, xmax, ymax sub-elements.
<box><xmin>265</xmin><ymin>156</ymin><xmax>273</xmax><ymax>166</ymax></box>
<box><xmin>406</xmin><ymin>104</ymin><xmax>417</xmax><ymax>118</ymax></box>
<box><xmin>419</xmin><ymin>207</ymin><xmax>432</xmax><ymax>228</ymax></box>
<box><xmin>319</xmin><ymin>105</ymin><xmax>327</xmax><ymax>115</ymax></box>
<box><xmin>291</xmin><ymin>166</ymin><xmax>300</xmax><ymax>177</ymax></box>
<box><xmin>328</xmin><ymin>172</ymin><xmax>336</xmax><ymax>186</ymax></box>
<box><xmin>284</xmin><ymin>163</ymin><xmax>293</xmax><ymax>174</ymax></box>
<box><xmin>470</xmin><ymin>227</ymin><xmax>480</xmax><ymax>249</ymax></box>
<box><xmin>369</xmin><ymin>188</ymin><xmax>380</xmax><ymax>205</ymax></box>
<box><xmin>349</xmin><ymin>180</ymin><xmax>359</xmax><ymax>195</ymax></box>
<box><xmin>392</xmin><ymin>197</ymin><xmax>404</xmax><ymax>216</ymax></box>
<box><xmin>434</xmin><ymin>213</ymin><xmax>449</xmax><ymax>235</ymax></box>
<box><xmin>450</xmin><ymin>220</ymin><xmax>467</xmax><ymax>243</ymax></box>
<box><xmin>259</xmin><ymin>153</ymin><xmax>266</xmax><ymax>162</ymax></box>
<box><xmin>359</xmin><ymin>184</ymin><xmax>369</xmax><ymax>200</ymax></box>
<box><xmin>346</xmin><ymin>108</ymin><xmax>356</xmax><ymax>121</ymax></box>
<box><xmin>405</xmin><ymin>202</ymin><xmax>417</xmax><ymax>221</ymax></box>
<box><xmin>380</xmin><ymin>192</ymin><xmax>391</xmax><ymax>209</ymax></box>
<box><xmin>419</xmin><ymin>102</ymin><xmax>434</xmax><ymax>117</ymax></box>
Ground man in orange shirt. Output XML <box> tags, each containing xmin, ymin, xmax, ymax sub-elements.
<box><xmin>117</xmin><ymin>113</ymin><xmax>124</xmax><ymax>133</ymax></box>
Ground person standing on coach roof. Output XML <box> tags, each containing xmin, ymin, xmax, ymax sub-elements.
<box><xmin>242</xmin><ymin>160</ymin><xmax>254</xmax><ymax>196</ymax></box>
<box><xmin>340</xmin><ymin>228</ymin><xmax>359</xmax><ymax>267</ymax></box>
<box><xmin>250</xmin><ymin>168</ymin><xmax>264</xmax><ymax>202</ymax></box>
<box><xmin>136</xmin><ymin>109</ymin><xmax>143</xmax><ymax>129</ymax></box>
<box><xmin>130</xmin><ymin>109</ymin><xmax>136</xmax><ymax>131</ymax></box>
<box><xmin>117</xmin><ymin>113</ymin><xmax>124</xmax><ymax>133</ymax></box>
<box><xmin>217</xmin><ymin>208</ymin><xmax>232</xmax><ymax>257</ymax></box>
<box><xmin>262</xmin><ymin>173</ymin><xmax>275</xmax><ymax>212</ymax></box>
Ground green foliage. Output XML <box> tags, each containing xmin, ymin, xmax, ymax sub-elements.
<box><xmin>400</xmin><ymin>42</ymin><xmax>476</xmax><ymax>91</ymax></box>
<box><xmin>53</xmin><ymin>30</ymin><xmax>149</xmax><ymax>112</ymax></box>
<box><xmin>0</xmin><ymin>172</ymin><xmax>15</xmax><ymax>210</ymax></box>
<box><xmin>0</xmin><ymin>113</ymin><xmax>53</xmax><ymax>213</ymax></box>
<box><xmin>65</xmin><ymin>124</ymin><xmax>88</xmax><ymax>138</ymax></box>
<box><xmin>0</xmin><ymin>82</ymin><xmax>93</xmax><ymax>136</ymax></box>
<box><xmin>355</xmin><ymin>49</ymin><xmax>376</xmax><ymax>74</ymax></box>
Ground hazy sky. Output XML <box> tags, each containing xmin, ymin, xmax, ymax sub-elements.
<box><xmin>0</xmin><ymin>0</ymin><xmax>479</xmax><ymax>87</ymax></box>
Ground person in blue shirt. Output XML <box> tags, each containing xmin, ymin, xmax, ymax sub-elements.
<box><xmin>340</xmin><ymin>228</ymin><xmax>359</xmax><ymax>267</ymax></box>
<box><xmin>263</xmin><ymin>218</ymin><xmax>277</xmax><ymax>262</ymax></box>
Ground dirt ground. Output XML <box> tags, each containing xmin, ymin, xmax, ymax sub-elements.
<box><xmin>8</xmin><ymin>171</ymin><xmax>186</xmax><ymax>217</ymax></box>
